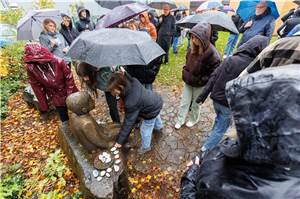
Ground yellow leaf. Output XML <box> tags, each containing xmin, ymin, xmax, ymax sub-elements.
<box><xmin>146</xmin><ymin>175</ymin><xmax>152</xmax><ymax>181</ymax></box>
<box><xmin>136</xmin><ymin>184</ymin><xmax>142</xmax><ymax>189</ymax></box>
<box><xmin>131</xmin><ymin>188</ymin><xmax>137</xmax><ymax>193</ymax></box>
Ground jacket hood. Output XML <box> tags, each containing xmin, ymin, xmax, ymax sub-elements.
<box><xmin>234</xmin><ymin>35</ymin><xmax>269</xmax><ymax>58</ymax></box>
<box><xmin>140</xmin><ymin>12</ymin><xmax>150</xmax><ymax>24</ymax></box>
<box><xmin>226</xmin><ymin>64</ymin><xmax>300</xmax><ymax>166</ymax></box>
<box><xmin>189</xmin><ymin>22</ymin><xmax>211</xmax><ymax>50</ymax></box>
<box><xmin>77</xmin><ymin>6</ymin><xmax>90</xmax><ymax>18</ymax></box>
<box><xmin>24</xmin><ymin>43</ymin><xmax>53</xmax><ymax>63</ymax></box>
<box><xmin>61</xmin><ymin>13</ymin><xmax>73</xmax><ymax>29</ymax></box>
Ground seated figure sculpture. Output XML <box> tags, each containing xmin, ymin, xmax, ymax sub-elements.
<box><xmin>66</xmin><ymin>91</ymin><xmax>119</xmax><ymax>152</ymax></box>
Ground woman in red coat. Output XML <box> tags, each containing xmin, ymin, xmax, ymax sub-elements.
<box><xmin>24</xmin><ymin>43</ymin><xmax>78</xmax><ymax>122</ymax></box>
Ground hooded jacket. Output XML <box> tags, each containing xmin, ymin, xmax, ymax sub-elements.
<box><xmin>180</xmin><ymin>65</ymin><xmax>300</xmax><ymax>199</ymax></box>
<box><xmin>182</xmin><ymin>22</ymin><xmax>221</xmax><ymax>87</ymax></box>
<box><xmin>75</xmin><ymin>7</ymin><xmax>95</xmax><ymax>32</ymax></box>
<box><xmin>196</xmin><ymin>35</ymin><xmax>269</xmax><ymax>107</ymax></box>
<box><xmin>24</xmin><ymin>44</ymin><xmax>78</xmax><ymax>111</ymax></box>
<box><xmin>59</xmin><ymin>14</ymin><xmax>80</xmax><ymax>45</ymax></box>
<box><xmin>39</xmin><ymin>31</ymin><xmax>71</xmax><ymax>63</ymax></box>
<box><xmin>139</xmin><ymin>12</ymin><xmax>157</xmax><ymax>41</ymax></box>
<box><xmin>116</xmin><ymin>76</ymin><xmax>163</xmax><ymax>145</ymax></box>
<box><xmin>238</xmin><ymin>8</ymin><xmax>275</xmax><ymax>47</ymax></box>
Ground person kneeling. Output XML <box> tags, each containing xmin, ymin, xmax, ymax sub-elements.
<box><xmin>108</xmin><ymin>73</ymin><xmax>163</xmax><ymax>155</ymax></box>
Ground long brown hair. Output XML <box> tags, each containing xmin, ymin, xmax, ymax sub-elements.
<box><xmin>77</xmin><ymin>62</ymin><xmax>98</xmax><ymax>96</ymax></box>
<box><xmin>191</xmin><ymin>34</ymin><xmax>204</xmax><ymax>55</ymax></box>
<box><xmin>107</xmin><ymin>73</ymin><xmax>128</xmax><ymax>94</ymax></box>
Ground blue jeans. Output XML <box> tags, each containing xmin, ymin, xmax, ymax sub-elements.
<box><xmin>172</xmin><ymin>36</ymin><xmax>180</xmax><ymax>53</ymax></box>
<box><xmin>140</xmin><ymin>114</ymin><xmax>163</xmax><ymax>149</ymax></box>
<box><xmin>224</xmin><ymin>33</ymin><xmax>239</xmax><ymax>57</ymax></box>
<box><xmin>143</xmin><ymin>83</ymin><xmax>153</xmax><ymax>90</ymax></box>
<box><xmin>203</xmin><ymin>101</ymin><xmax>231</xmax><ymax>150</ymax></box>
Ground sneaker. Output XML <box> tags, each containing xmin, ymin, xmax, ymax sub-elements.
<box><xmin>175</xmin><ymin>123</ymin><xmax>183</xmax><ymax>129</ymax></box>
<box><xmin>137</xmin><ymin>147</ymin><xmax>151</xmax><ymax>155</ymax></box>
<box><xmin>186</xmin><ymin>120</ymin><xmax>198</xmax><ymax>128</ymax></box>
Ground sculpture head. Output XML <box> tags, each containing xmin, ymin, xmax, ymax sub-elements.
<box><xmin>66</xmin><ymin>91</ymin><xmax>95</xmax><ymax>115</ymax></box>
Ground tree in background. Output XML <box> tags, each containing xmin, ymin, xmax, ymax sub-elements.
<box><xmin>0</xmin><ymin>8</ymin><xmax>23</xmax><ymax>25</ymax></box>
<box><xmin>34</xmin><ymin>0</ymin><xmax>55</xmax><ymax>9</ymax></box>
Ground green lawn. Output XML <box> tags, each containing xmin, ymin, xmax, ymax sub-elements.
<box><xmin>157</xmin><ymin>32</ymin><xmax>277</xmax><ymax>86</ymax></box>
<box><xmin>157</xmin><ymin>32</ymin><xmax>230</xmax><ymax>86</ymax></box>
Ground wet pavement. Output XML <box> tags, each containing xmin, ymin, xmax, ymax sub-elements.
<box><xmin>92</xmin><ymin>85</ymin><xmax>220</xmax><ymax>173</ymax></box>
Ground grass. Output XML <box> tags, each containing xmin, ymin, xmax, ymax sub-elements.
<box><xmin>157</xmin><ymin>32</ymin><xmax>277</xmax><ymax>86</ymax></box>
<box><xmin>157</xmin><ymin>32</ymin><xmax>230</xmax><ymax>86</ymax></box>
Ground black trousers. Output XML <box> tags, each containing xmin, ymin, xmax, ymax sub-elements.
<box><xmin>56</xmin><ymin>106</ymin><xmax>69</xmax><ymax>122</ymax></box>
<box><xmin>104</xmin><ymin>92</ymin><xmax>120</xmax><ymax>123</ymax></box>
<box><xmin>157</xmin><ymin>35</ymin><xmax>172</xmax><ymax>63</ymax></box>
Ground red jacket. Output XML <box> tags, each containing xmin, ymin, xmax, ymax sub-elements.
<box><xmin>24</xmin><ymin>43</ymin><xmax>78</xmax><ymax>111</ymax></box>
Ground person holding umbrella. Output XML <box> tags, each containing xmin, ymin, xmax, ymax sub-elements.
<box><xmin>157</xmin><ymin>4</ymin><xmax>176</xmax><ymax>64</ymax></box>
<box><xmin>175</xmin><ymin>22</ymin><xmax>221</xmax><ymax>129</ymax></box>
<box><xmin>75</xmin><ymin>6</ymin><xmax>95</xmax><ymax>32</ymax></box>
<box><xmin>24</xmin><ymin>43</ymin><xmax>78</xmax><ymax>124</ymax></box>
<box><xmin>59</xmin><ymin>14</ymin><xmax>80</xmax><ymax>45</ymax></box>
<box><xmin>39</xmin><ymin>18</ymin><xmax>71</xmax><ymax>65</ymax></box>
<box><xmin>237</xmin><ymin>1</ymin><xmax>276</xmax><ymax>47</ymax></box>
<box><xmin>108</xmin><ymin>72</ymin><xmax>164</xmax><ymax>155</ymax></box>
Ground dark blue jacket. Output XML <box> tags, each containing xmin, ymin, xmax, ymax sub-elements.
<box><xmin>116</xmin><ymin>76</ymin><xmax>163</xmax><ymax>145</ymax></box>
<box><xmin>238</xmin><ymin>9</ymin><xmax>275</xmax><ymax>47</ymax></box>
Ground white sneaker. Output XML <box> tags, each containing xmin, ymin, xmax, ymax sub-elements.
<box><xmin>175</xmin><ymin>123</ymin><xmax>182</xmax><ymax>129</ymax></box>
<box><xmin>186</xmin><ymin>120</ymin><xmax>198</xmax><ymax>128</ymax></box>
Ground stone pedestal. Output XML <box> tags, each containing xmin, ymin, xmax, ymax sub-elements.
<box><xmin>58</xmin><ymin>125</ymin><xmax>129</xmax><ymax>199</ymax></box>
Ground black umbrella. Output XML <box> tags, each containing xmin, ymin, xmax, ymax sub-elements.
<box><xmin>67</xmin><ymin>28</ymin><xmax>165</xmax><ymax>67</ymax></box>
<box><xmin>176</xmin><ymin>11</ymin><xmax>239</xmax><ymax>34</ymax></box>
<box><xmin>96</xmin><ymin>0</ymin><xmax>147</xmax><ymax>9</ymax></box>
<box><xmin>190</xmin><ymin>0</ymin><xmax>205</xmax><ymax>11</ymax></box>
<box><xmin>148</xmin><ymin>0</ymin><xmax>177</xmax><ymax>9</ymax></box>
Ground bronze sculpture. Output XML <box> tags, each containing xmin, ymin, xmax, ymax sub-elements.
<box><xmin>66</xmin><ymin>91</ymin><xmax>119</xmax><ymax>152</ymax></box>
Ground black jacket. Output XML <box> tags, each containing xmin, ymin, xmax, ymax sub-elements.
<box><xmin>196</xmin><ymin>35</ymin><xmax>269</xmax><ymax>107</ymax></box>
<box><xmin>116</xmin><ymin>77</ymin><xmax>163</xmax><ymax>145</ymax></box>
<box><xmin>75</xmin><ymin>7</ymin><xmax>95</xmax><ymax>32</ymax></box>
<box><xmin>157</xmin><ymin>14</ymin><xmax>176</xmax><ymax>37</ymax></box>
<box><xmin>181</xmin><ymin>65</ymin><xmax>300</xmax><ymax>199</ymax></box>
<box><xmin>125</xmin><ymin>56</ymin><xmax>162</xmax><ymax>84</ymax></box>
<box><xmin>59</xmin><ymin>14</ymin><xmax>80</xmax><ymax>45</ymax></box>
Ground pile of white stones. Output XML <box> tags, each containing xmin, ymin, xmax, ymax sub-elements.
<box><xmin>92</xmin><ymin>147</ymin><xmax>121</xmax><ymax>182</ymax></box>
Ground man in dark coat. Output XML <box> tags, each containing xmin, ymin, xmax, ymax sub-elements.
<box><xmin>277</xmin><ymin>8</ymin><xmax>300</xmax><ymax>38</ymax></box>
<box><xmin>237</xmin><ymin>2</ymin><xmax>275</xmax><ymax>47</ymax></box>
<box><xmin>157</xmin><ymin>4</ymin><xmax>176</xmax><ymax>64</ymax></box>
<box><xmin>60</xmin><ymin>14</ymin><xmax>80</xmax><ymax>45</ymax></box>
<box><xmin>195</xmin><ymin>35</ymin><xmax>269</xmax><ymax>151</ymax></box>
<box><xmin>75</xmin><ymin>6</ymin><xmax>95</xmax><ymax>32</ymax></box>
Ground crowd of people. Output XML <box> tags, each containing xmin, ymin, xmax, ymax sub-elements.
<box><xmin>21</xmin><ymin>1</ymin><xmax>300</xmax><ymax>197</ymax></box>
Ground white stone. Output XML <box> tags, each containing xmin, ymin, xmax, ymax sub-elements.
<box><xmin>110</xmin><ymin>147</ymin><xmax>117</xmax><ymax>152</ymax></box>
<box><xmin>100</xmin><ymin>171</ymin><xmax>106</xmax><ymax>177</ymax></box>
<box><xmin>106</xmin><ymin>168</ymin><xmax>112</xmax><ymax>173</ymax></box>
<box><xmin>106</xmin><ymin>173</ymin><xmax>111</xmax><ymax>178</ymax></box>
<box><xmin>96</xmin><ymin>176</ymin><xmax>102</xmax><ymax>181</ymax></box>
<box><xmin>114</xmin><ymin>154</ymin><xmax>119</xmax><ymax>159</ymax></box>
<box><xmin>92</xmin><ymin>170</ymin><xmax>99</xmax><ymax>178</ymax></box>
<box><xmin>114</xmin><ymin>165</ymin><xmax>120</xmax><ymax>172</ymax></box>
<box><xmin>115</xmin><ymin>159</ymin><xmax>121</xmax><ymax>164</ymax></box>
<box><xmin>113</xmin><ymin>150</ymin><xmax>119</xmax><ymax>155</ymax></box>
